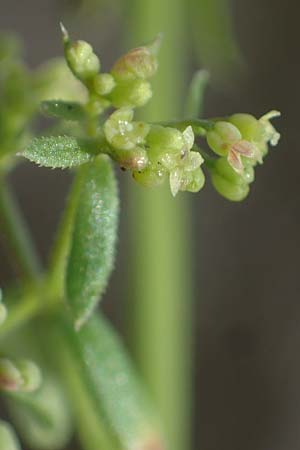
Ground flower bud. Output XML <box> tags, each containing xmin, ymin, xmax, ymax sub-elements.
<box><xmin>65</xmin><ymin>40</ymin><xmax>100</xmax><ymax>81</ymax></box>
<box><xmin>210</xmin><ymin>157</ymin><xmax>252</xmax><ymax>202</ymax></box>
<box><xmin>229</xmin><ymin>113</ymin><xmax>264</xmax><ymax>142</ymax></box>
<box><xmin>104</xmin><ymin>108</ymin><xmax>150</xmax><ymax>151</ymax></box>
<box><xmin>0</xmin><ymin>358</ymin><xmax>41</xmax><ymax>393</ymax></box>
<box><xmin>147</xmin><ymin>125</ymin><xmax>184</xmax><ymax>161</ymax></box>
<box><xmin>183</xmin><ymin>168</ymin><xmax>205</xmax><ymax>194</ymax></box>
<box><xmin>110</xmin><ymin>79</ymin><xmax>152</xmax><ymax>108</ymax></box>
<box><xmin>111</xmin><ymin>35</ymin><xmax>161</xmax><ymax>81</ymax></box>
<box><xmin>93</xmin><ymin>73</ymin><xmax>116</xmax><ymax>96</ymax></box>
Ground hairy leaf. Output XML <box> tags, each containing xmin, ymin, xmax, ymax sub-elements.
<box><xmin>65</xmin><ymin>156</ymin><xmax>119</xmax><ymax>329</ymax></box>
<box><xmin>22</xmin><ymin>136</ymin><xmax>96</xmax><ymax>169</ymax></box>
<box><xmin>59</xmin><ymin>313</ymin><xmax>165</xmax><ymax>450</ymax></box>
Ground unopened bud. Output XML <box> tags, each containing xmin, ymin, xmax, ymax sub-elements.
<box><xmin>147</xmin><ymin>125</ymin><xmax>184</xmax><ymax>161</ymax></box>
<box><xmin>110</xmin><ymin>79</ymin><xmax>152</xmax><ymax>108</ymax></box>
<box><xmin>65</xmin><ymin>39</ymin><xmax>100</xmax><ymax>81</ymax></box>
<box><xmin>229</xmin><ymin>113</ymin><xmax>264</xmax><ymax>142</ymax></box>
<box><xmin>93</xmin><ymin>73</ymin><xmax>116</xmax><ymax>96</ymax></box>
<box><xmin>0</xmin><ymin>358</ymin><xmax>41</xmax><ymax>393</ymax></box>
<box><xmin>210</xmin><ymin>157</ymin><xmax>252</xmax><ymax>202</ymax></box>
<box><xmin>111</xmin><ymin>35</ymin><xmax>161</xmax><ymax>81</ymax></box>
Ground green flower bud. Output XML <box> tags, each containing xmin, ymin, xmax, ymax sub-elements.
<box><xmin>211</xmin><ymin>172</ymin><xmax>249</xmax><ymax>202</ymax></box>
<box><xmin>114</xmin><ymin>146</ymin><xmax>149</xmax><ymax>171</ymax></box>
<box><xmin>110</xmin><ymin>79</ymin><xmax>152</xmax><ymax>108</ymax></box>
<box><xmin>183</xmin><ymin>168</ymin><xmax>205</xmax><ymax>193</ymax></box>
<box><xmin>210</xmin><ymin>157</ymin><xmax>253</xmax><ymax>202</ymax></box>
<box><xmin>104</xmin><ymin>108</ymin><xmax>150</xmax><ymax>150</ymax></box>
<box><xmin>93</xmin><ymin>73</ymin><xmax>116</xmax><ymax>96</ymax></box>
<box><xmin>0</xmin><ymin>358</ymin><xmax>41</xmax><ymax>393</ymax></box>
<box><xmin>229</xmin><ymin>113</ymin><xmax>264</xmax><ymax>142</ymax></box>
<box><xmin>65</xmin><ymin>40</ymin><xmax>100</xmax><ymax>81</ymax></box>
<box><xmin>133</xmin><ymin>166</ymin><xmax>166</xmax><ymax>188</ymax></box>
<box><xmin>111</xmin><ymin>35</ymin><xmax>161</xmax><ymax>81</ymax></box>
<box><xmin>147</xmin><ymin>125</ymin><xmax>184</xmax><ymax>161</ymax></box>
<box><xmin>0</xmin><ymin>421</ymin><xmax>21</xmax><ymax>450</ymax></box>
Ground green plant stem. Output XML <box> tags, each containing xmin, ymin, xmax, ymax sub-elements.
<box><xmin>127</xmin><ymin>2</ymin><xmax>192</xmax><ymax>450</ymax></box>
<box><xmin>47</xmin><ymin>168</ymin><xmax>86</xmax><ymax>300</ymax></box>
<box><xmin>0</xmin><ymin>176</ymin><xmax>41</xmax><ymax>283</ymax></box>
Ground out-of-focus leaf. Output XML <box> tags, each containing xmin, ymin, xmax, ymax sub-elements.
<box><xmin>185</xmin><ymin>70</ymin><xmax>210</xmax><ymax>118</ymax></box>
<box><xmin>40</xmin><ymin>100</ymin><xmax>87</xmax><ymax>122</ymax></box>
<box><xmin>22</xmin><ymin>136</ymin><xmax>97</xmax><ymax>169</ymax></box>
<box><xmin>6</xmin><ymin>376</ymin><xmax>72</xmax><ymax>450</ymax></box>
<box><xmin>65</xmin><ymin>156</ymin><xmax>119</xmax><ymax>329</ymax></box>
<box><xmin>59</xmin><ymin>313</ymin><xmax>165</xmax><ymax>450</ymax></box>
<box><xmin>190</xmin><ymin>0</ymin><xmax>241</xmax><ymax>80</ymax></box>
<box><xmin>0</xmin><ymin>420</ymin><xmax>21</xmax><ymax>450</ymax></box>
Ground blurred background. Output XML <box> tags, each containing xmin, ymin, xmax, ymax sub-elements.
<box><xmin>0</xmin><ymin>1</ymin><xmax>299</xmax><ymax>449</ymax></box>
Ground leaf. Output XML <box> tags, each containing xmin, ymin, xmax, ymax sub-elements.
<box><xmin>6</xmin><ymin>376</ymin><xmax>72</xmax><ymax>450</ymax></box>
<box><xmin>185</xmin><ymin>70</ymin><xmax>210</xmax><ymax>119</ymax></box>
<box><xmin>58</xmin><ymin>313</ymin><xmax>165</xmax><ymax>450</ymax></box>
<box><xmin>0</xmin><ymin>420</ymin><xmax>22</xmax><ymax>450</ymax></box>
<box><xmin>22</xmin><ymin>136</ymin><xmax>96</xmax><ymax>169</ymax></box>
<box><xmin>190</xmin><ymin>0</ymin><xmax>242</xmax><ymax>80</ymax></box>
<box><xmin>65</xmin><ymin>156</ymin><xmax>119</xmax><ymax>329</ymax></box>
<box><xmin>40</xmin><ymin>100</ymin><xmax>87</xmax><ymax>121</ymax></box>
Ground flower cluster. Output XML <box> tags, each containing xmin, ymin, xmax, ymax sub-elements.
<box><xmin>206</xmin><ymin>111</ymin><xmax>280</xmax><ymax>200</ymax></box>
<box><xmin>55</xmin><ymin>28</ymin><xmax>281</xmax><ymax>199</ymax></box>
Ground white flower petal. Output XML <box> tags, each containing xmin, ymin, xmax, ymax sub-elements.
<box><xmin>169</xmin><ymin>168</ymin><xmax>182</xmax><ymax>197</ymax></box>
<box><xmin>227</xmin><ymin>150</ymin><xmax>244</xmax><ymax>174</ymax></box>
<box><xmin>182</xmin><ymin>126</ymin><xmax>194</xmax><ymax>150</ymax></box>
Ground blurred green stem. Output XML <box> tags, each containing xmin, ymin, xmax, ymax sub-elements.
<box><xmin>127</xmin><ymin>2</ymin><xmax>192</xmax><ymax>450</ymax></box>
<box><xmin>0</xmin><ymin>176</ymin><xmax>40</xmax><ymax>283</ymax></box>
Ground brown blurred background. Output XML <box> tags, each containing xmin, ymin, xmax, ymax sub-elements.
<box><xmin>0</xmin><ymin>1</ymin><xmax>299</xmax><ymax>449</ymax></box>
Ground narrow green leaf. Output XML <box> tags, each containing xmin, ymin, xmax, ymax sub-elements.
<box><xmin>185</xmin><ymin>70</ymin><xmax>210</xmax><ymax>119</ymax></box>
<box><xmin>22</xmin><ymin>136</ymin><xmax>97</xmax><ymax>169</ymax></box>
<box><xmin>0</xmin><ymin>421</ymin><xmax>21</xmax><ymax>450</ymax></box>
<box><xmin>59</xmin><ymin>313</ymin><xmax>165</xmax><ymax>450</ymax></box>
<box><xmin>6</xmin><ymin>376</ymin><xmax>72</xmax><ymax>450</ymax></box>
<box><xmin>65</xmin><ymin>156</ymin><xmax>119</xmax><ymax>329</ymax></box>
<box><xmin>40</xmin><ymin>100</ymin><xmax>87</xmax><ymax>121</ymax></box>
<box><xmin>190</xmin><ymin>0</ymin><xmax>241</xmax><ymax>80</ymax></box>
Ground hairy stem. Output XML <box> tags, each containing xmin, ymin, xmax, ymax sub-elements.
<box><xmin>0</xmin><ymin>176</ymin><xmax>41</xmax><ymax>283</ymax></box>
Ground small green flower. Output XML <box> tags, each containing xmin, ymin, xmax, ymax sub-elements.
<box><xmin>104</xmin><ymin>108</ymin><xmax>150</xmax><ymax>151</ymax></box>
<box><xmin>93</xmin><ymin>73</ymin><xmax>116</xmax><ymax>96</ymax></box>
<box><xmin>207</xmin><ymin>121</ymin><xmax>257</xmax><ymax>174</ymax></box>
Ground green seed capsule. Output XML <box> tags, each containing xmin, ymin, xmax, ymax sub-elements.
<box><xmin>66</xmin><ymin>156</ymin><xmax>119</xmax><ymax>330</ymax></box>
